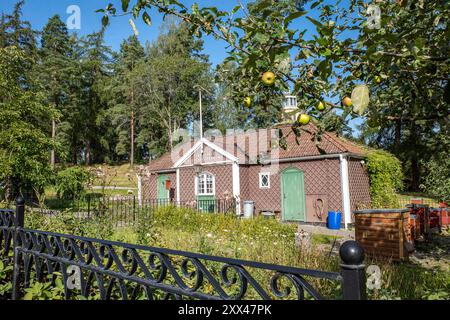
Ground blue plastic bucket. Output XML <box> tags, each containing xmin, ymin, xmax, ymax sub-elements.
<box><xmin>327</xmin><ymin>211</ymin><xmax>341</xmax><ymax>230</ymax></box>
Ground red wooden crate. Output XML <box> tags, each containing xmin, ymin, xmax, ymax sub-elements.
<box><xmin>440</xmin><ymin>208</ymin><xmax>449</xmax><ymax>226</ymax></box>
<box><xmin>429</xmin><ymin>208</ymin><xmax>441</xmax><ymax>229</ymax></box>
<box><xmin>407</xmin><ymin>204</ymin><xmax>430</xmax><ymax>237</ymax></box>
<box><xmin>409</xmin><ymin>214</ymin><xmax>421</xmax><ymax>240</ymax></box>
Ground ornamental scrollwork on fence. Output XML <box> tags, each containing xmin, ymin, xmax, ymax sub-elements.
<box><xmin>0</xmin><ymin>209</ymin><xmax>15</xmax><ymax>259</ymax></box>
<box><xmin>12</xmin><ymin>228</ymin><xmax>342</xmax><ymax>300</ymax></box>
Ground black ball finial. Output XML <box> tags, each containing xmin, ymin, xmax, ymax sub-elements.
<box><xmin>339</xmin><ymin>240</ymin><xmax>365</xmax><ymax>265</ymax></box>
<box><xmin>15</xmin><ymin>196</ymin><xmax>25</xmax><ymax>205</ymax></box>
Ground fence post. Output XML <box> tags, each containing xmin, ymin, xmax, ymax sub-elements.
<box><xmin>339</xmin><ymin>240</ymin><xmax>367</xmax><ymax>300</ymax></box>
<box><xmin>12</xmin><ymin>196</ymin><xmax>25</xmax><ymax>300</ymax></box>
<box><xmin>14</xmin><ymin>196</ymin><xmax>25</xmax><ymax>228</ymax></box>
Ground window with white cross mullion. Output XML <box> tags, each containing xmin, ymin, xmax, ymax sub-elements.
<box><xmin>259</xmin><ymin>172</ymin><xmax>270</xmax><ymax>189</ymax></box>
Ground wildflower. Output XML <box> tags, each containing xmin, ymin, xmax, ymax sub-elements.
<box><xmin>206</xmin><ymin>233</ymin><xmax>213</xmax><ymax>238</ymax></box>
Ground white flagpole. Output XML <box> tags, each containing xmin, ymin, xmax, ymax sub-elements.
<box><xmin>199</xmin><ymin>88</ymin><xmax>204</xmax><ymax>156</ymax></box>
<box><xmin>199</xmin><ymin>88</ymin><xmax>203</xmax><ymax>140</ymax></box>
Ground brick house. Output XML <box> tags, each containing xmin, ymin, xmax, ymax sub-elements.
<box><xmin>139</xmin><ymin>121</ymin><xmax>371</xmax><ymax>229</ymax></box>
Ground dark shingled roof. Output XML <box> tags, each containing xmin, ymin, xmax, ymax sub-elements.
<box><xmin>147</xmin><ymin>123</ymin><xmax>366</xmax><ymax>172</ymax></box>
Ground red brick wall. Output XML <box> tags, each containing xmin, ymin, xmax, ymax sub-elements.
<box><xmin>142</xmin><ymin>158</ymin><xmax>364</xmax><ymax>224</ymax></box>
<box><xmin>239</xmin><ymin>159</ymin><xmax>343</xmax><ymax>221</ymax></box>
<box><xmin>178</xmin><ymin>165</ymin><xmax>233</xmax><ymax>201</ymax></box>
<box><xmin>142</xmin><ymin>174</ymin><xmax>157</xmax><ymax>200</ymax></box>
<box><xmin>142</xmin><ymin>172</ymin><xmax>176</xmax><ymax>201</ymax></box>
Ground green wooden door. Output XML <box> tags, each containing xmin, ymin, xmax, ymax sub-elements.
<box><xmin>281</xmin><ymin>168</ymin><xmax>306</xmax><ymax>221</ymax></box>
<box><xmin>157</xmin><ymin>174</ymin><xmax>168</xmax><ymax>202</ymax></box>
<box><xmin>197</xmin><ymin>195</ymin><xmax>216</xmax><ymax>213</ymax></box>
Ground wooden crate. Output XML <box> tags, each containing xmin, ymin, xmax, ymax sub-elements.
<box><xmin>441</xmin><ymin>208</ymin><xmax>449</xmax><ymax>226</ymax></box>
<box><xmin>409</xmin><ymin>214</ymin><xmax>421</xmax><ymax>240</ymax></box>
<box><xmin>354</xmin><ymin>209</ymin><xmax>412</xmax><ymax>261</ymax></box>
<box><xmin>407</xmin><ymin>204</ymin><xmax>430</xmax><ymax>238</ymax></box>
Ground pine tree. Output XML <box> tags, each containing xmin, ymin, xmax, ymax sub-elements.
<box><xmin>77</xmin><ymin>28</ymin><xmax>113</xmax><ymax>164</ymax></box>
<box><xmin>0</xmin><ymin>0</ymin><xmax>37</xmax><ymax>55</ymax></box>
<box><xmin>107</xmin><ymin>35</ymin><xmax>145</xmax><ymax>167</ymax></box>
<box><xmin>38</xmin><ymin>15</ymin><xmax>73</xmax><ymax>167</ymax></box>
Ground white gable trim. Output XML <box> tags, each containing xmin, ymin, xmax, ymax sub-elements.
<box><xmin>173</xmin><ymin>138</ymin><xmax>238</xmax><ymax>168</ymax></box>
<box><xmin>173</xmin><ymin>139</ymin><xmax>203</xmax><ymax>168</ymax></box>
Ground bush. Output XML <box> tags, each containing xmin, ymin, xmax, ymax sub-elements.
<box><xmin>420</xmin><ymin>155</ymin><xmax>450</xmax><ymax>203</ymax></box>
<box><xmin>366</xmin><ymin>150</ymin><xmax>404</xmax><ymax>208</ymax></box>
<box><xmin>55</xmin><ymin>167</ymin><xmax>91</xmax><ymax>199</ymax></box>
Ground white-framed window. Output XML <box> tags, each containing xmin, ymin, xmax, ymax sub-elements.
<box><xmin>259</xmin><ymin>172</ymin><xmax>270</xmax><ymax>189</ymax></box>
<box><xmin>195</xmin><ymin>172</ymin><xmax>215</xmax><ymax>195</ymax></box>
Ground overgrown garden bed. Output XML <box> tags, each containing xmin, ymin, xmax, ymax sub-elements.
<box><xmin>10</xmin><ymin>206</ymin><xmax>448</xmax><ymax>300</ymax></box>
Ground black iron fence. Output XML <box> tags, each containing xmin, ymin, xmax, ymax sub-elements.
<box><xmin>0</xmin><ymin>198</ymin><xmax>367</xmax><ymax>300</ymax></box>
<box><xmin>10</xmin><ymin>194</ymin><xmax>236</xmax><ymax>226</ymax></box>
<box><xmin>142</xmin><ymin>198</ymin><xmax>236</xmax><ymax>214</ymax></box>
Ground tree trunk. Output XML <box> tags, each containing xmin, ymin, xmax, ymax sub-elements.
<box><xmin>72</xmin><ymin>145</ymin><xmax>77</xmax><ymax>164</ymax></box>
<box><xmin>130</xmin><ymin>88</ymin><xmax>135</xmax><ymax>168</ymax></box>
<box><xmin>86</xmin><ymin>142</ymin><xmax>91</xmax><ymax>165</ymax></box>
<box><xmin>168</xmin><ymin>126</ymin><xmax>173</xmax><ymax>152</ymax></box>
<box><xmin>395</xmin><ymin>119</ymin><xmax>401</xmax><ymax>149</ymax></box>
<box><xmin>130</xmin><ymin>110</ymin><xmax>134</xmax><ymax>167</ymax></box>
<box><xmin>409</xmin><ymin>121</ymin><xmax>420</xmax><ymax>191</ymax></box>
<box><xmin>50</xmin><ymin>119</ymin><xmax>56</xmax><ymax>168</ymax></box>
<box><xmin>411</xmin><ymin>155</ymin><xmax>420</xmax><ymax>191</ymax></box>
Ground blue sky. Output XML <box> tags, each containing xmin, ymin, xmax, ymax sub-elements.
<box><xmin>0</xmin><ymin>0</ymin><xmax>239</xmax><ymax>66</ymax></box>
<box><xmin>1</xmin><ymin>0</ymin><xmax>355</xmax><ymax>66</ymax></box>
<box><xmin>1</xmin><ymin>0</ymin><xmax>363</xmax><ymax>134</ymax></box>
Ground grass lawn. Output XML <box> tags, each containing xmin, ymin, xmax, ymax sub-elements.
<box><xmin>23</xmin><ymin>206</ymin><xmax>450</xmax><ymax>300</ymax></box>
<box><xmin>87</xmin><ymin>163</ymin><xmax>138</xmax><ymax>188</ymax></box>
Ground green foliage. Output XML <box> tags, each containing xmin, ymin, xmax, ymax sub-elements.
<box><xmin>23</xmin><ymin>275</ymin><xmax>65</xmax><ymax>300</ymax></box>
<box><xmin>0</xmin><ymin>260</ymin><xmax>13</xmax><ymax>298</ymax></box>
<box><xmin>25</xmin><ymin>209</ymin><xmax>113</xmax><ymax>240</ymax></box>
<box><xmin>420</xmin><ymin>154</ymin><xmax>450</xmax><ymax>203</ymax></box>
<box><xmin>38</xmin><ymin>15</ymin><xmax>73</xmax><ymax>165</ymax></box>
<box><xmin>55</xmin><ymin>167</ymin><xmax>91</xmax><ymax>199</ymax></box>
<box><xmin>0</xmin><ymin>45</ymin><xmax>56</xmax><ymax>194</ymax></box>
<box><xmin>9</xmin><ymin>205</ymin><xmax>450</xmax><ymax>300</ymax></box>
<box><xmin>366</xmin><ymin>150</ymin><xmax>404</xmax><ymax>208</ymax></box>
<box><xmin>104</xmin><ymin>35</ymin><xmax>144</xmax><ymax>165</ymax></box>
<box><xmin>0</xmin><ymin>0</ymin><xmax>37</xmax><ymax>55</ymax></box>
<box><xmin>131</xmin><ymin>20</ymin><xmax>214</xmax><ymax>154</ymax></box>
<box><xmin>133</xmin><ymin>208</ymin><xmax>156</xmax><ymax>245</ymax></box>
<box><xmin>101</xmin><ymin>0</ymin><xmax>449</xmax><ymax>191</ymax></box>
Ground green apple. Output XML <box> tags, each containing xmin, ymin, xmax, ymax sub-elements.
<box><xmin>297</xmin><ymin>114</ymin><xmax>310</xmax><ymax>125</ymax></box>
<box><xmin>261</xmin><ymin>71</ymin><xmax>275</xmax><ymax>86</ymax></box>
<box><xmin>317</xmin><ymin>101</ymin><xmax>326</xmax><ymax>111</ymax></box>
<box><xmin>342</xmin><ymin>96</ymin><xmax>353</xmax><ymax>107</ymax></box>
<box><xmin>244</xmin><ymin>97</ymin><xmax>252</xmax><ymax>107</ymax></box>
